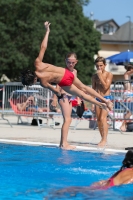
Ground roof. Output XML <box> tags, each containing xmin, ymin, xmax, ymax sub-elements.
<box><xmin>94</xmin><ymin>19</ymin><xmax>119</xmax><ymax>28</ymax></box>
<box><xmin>101</xmin><ymin>21</ymin><xmax>133</xmax><ymax>43</ymax></box>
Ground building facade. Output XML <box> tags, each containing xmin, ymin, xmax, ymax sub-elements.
<box><xmin>94</xmin><ymin>19</ymin><xmax>133</xmax><ymax>81</ymax></box>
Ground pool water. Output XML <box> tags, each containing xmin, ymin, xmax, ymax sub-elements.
<box><xmin>0</xmin><ymin>143</ymin><xmax>132</xmax><ymax>200</ymax></box>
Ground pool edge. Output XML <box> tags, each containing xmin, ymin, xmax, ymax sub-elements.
<box><xmin>0</xmin><ymin>139</ymin><xmax>127</xmax><ymax>153</ymax></box>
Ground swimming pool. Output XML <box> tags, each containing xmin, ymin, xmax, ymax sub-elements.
<box><xmin>0</xmin><ymin>143</ymin><xmax>132</xmax><ymax>200</ymax></box>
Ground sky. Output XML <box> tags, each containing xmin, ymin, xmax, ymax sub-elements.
<box><xmin>83</xmin><ymin>0</ymin><xmax>133</xmax><ymax>25</ymax></box>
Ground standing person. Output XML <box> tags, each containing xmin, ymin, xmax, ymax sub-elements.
<box><xmin>91</xmin><ymin>57</ymin><xmax>113</xmax><ymax>147</ymax></box>
<box><xmin>120</xmin><ymin>63</ymin><xmax>133</xmax><ymax>132</ymax></box>
<box><xmin>58</xmin><ymin>52</ymin><xmax>82</xmax><ymax>150</ymax></box>
<box><xmin>21</xmin><ymin>21</ymin><xmax>113</xmax><ymax>116</ymax></box>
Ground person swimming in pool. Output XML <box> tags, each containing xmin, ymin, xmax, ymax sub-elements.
<box><xmin>91</xmin><ymin>57</ymin><xmax>113</xmax><ymax>147</ymax></box>
<box><xmin>90</xmin><ymin>149</ymin><xmax>133</xmax><ymax>189</ymax></box>
<box><xmin>21</xmin><ymin>21</ymin><xmax>113</xmax><ymax>113</ymax></box>
<box><xmin>51</xmin><ymin>150</ymin><xmax>133</xmax><ymax>197</ymax></box>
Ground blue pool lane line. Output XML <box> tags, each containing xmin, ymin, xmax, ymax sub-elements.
<box><xmin>0</xmin><ymin>139</ymin><xmax>127</xmax><ymax>153</ymax></box>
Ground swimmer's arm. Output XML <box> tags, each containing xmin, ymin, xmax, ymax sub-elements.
<box><xmin>35</xmin><ymin>21</ymin><xmax>50</xmax><ymax>65</ymax></box>
<box><xmin>97</xmin><ymin>72</ymin><xmax>113</xmax><ymax>90</ymax></box>
<box><xmin>90</xmin><ymin>180</ymin><xmax>108</xmax><ymax>189</ymax></box>
<box><xmin>43</xmin><ymin>82</ymin><xmax>61</xmax><ymax>96</ymax></box>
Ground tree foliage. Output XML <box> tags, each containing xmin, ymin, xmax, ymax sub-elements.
<box><xmin>0</xmin><ymin>0</ymin><xmax>100</xmax><ymax>84</ymax></box>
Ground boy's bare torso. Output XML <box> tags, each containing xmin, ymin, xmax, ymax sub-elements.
<box><xmin>35</xmin><ymin>62</ymin><xmax>65</xmax><ymax>85</ymax></box>
<box><xmin>92</xmin><ymin>71</ymin><xmax>111</xmax><ymax>96</ymax></box>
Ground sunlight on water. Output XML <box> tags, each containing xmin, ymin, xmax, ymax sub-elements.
<box><xmin>0</xmin><ymin>143</ymin><xmax>132</xmax><ymax>200</ymax></box>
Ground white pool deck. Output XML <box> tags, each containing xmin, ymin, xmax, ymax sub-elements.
<box><xmin>0</xmin><ymin>115</ymin><xmax>133</xmax><ymax>153</ymax></box>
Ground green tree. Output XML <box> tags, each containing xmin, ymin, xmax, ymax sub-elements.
<box><xmin>0</xmin><ymin>0</ymin><xmax>100</xmax><ymax>84</ymax></box>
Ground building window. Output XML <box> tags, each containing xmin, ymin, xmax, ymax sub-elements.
<box><xmin>103</xmin><ymin>24</ymin><xmax>113</xmax><ymax>34</ymax></box>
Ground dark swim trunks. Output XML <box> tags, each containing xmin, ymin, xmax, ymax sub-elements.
<box><xmin>58</xmin><ymin>69</ymin><xmax>74</xmax><ymax>87</ymax></box>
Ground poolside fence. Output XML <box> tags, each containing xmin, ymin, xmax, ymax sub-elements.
<box><xmin>0</xmin><ymin>82</ymin><xmax>58</xmax><ymax>128</ymax></box>
<box><xmin>0</xmin><ymin>80</ymin><xmax>133</xmax><ymax>131</ymax></box>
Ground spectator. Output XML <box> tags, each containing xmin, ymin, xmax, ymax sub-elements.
<box><xmin>17</xmin><ymin>95</ymin><xmax>48</xmax><ymax>113</ymax></box>
<box><xmin>120</xmin><ymin>63</ymin><xmax>133</xmax><ymax>132</ymax></box>
<box><xmin>17</xmin><ymin>95</ymin><xmax>60</xmax><ymax>113</ymax></box>
<box><xmin>91</xmin><ymin>57</ymin><xmax>113</xmax><ymax>147</ymax></box>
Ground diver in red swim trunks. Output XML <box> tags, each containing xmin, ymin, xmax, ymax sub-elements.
<box><xmin>58</xmin><ymin>68</ymin><xmax>74</xmax><ymax>87</ymax></box>
<box><xmin>21</xmin><ymin>21</ymin><xmax>113</xmax><ymax>112</ymax></box>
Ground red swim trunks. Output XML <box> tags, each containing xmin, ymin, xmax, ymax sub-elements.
<box><xmin>58</xmin><ymin>69</ymin><xmax>74</xmax><ymax>87</ymax></box>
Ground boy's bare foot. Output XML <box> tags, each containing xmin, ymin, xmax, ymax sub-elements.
<box><xmin>119</xmin><ymin>126</ymin><xmax>126</xmax><ymax>132</ymax></box>
<box><xmin>98</xmin><ymin>140</ymin><xmax>107</xmax><ymax>147</ymax></box>
<box><xmin>60</xmin><ymin>144</ymin><xmax>76</xmax><ymax>150</ymax></box>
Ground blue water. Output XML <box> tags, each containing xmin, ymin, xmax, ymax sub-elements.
<box><xmin>0</xmin><ymin>144</ymin><xmax>133</xmax><ymax>200</ymax></box>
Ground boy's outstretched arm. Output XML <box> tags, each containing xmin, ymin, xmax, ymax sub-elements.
<box><xmin>42</xmin><ymin>82</ymin><xmax>61</xmax><ymax>97</ymax></box>
<box><xmin>35</xmin><ymin>21</ymin><xmax>50</xmax><ymax>65</ymax></box>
